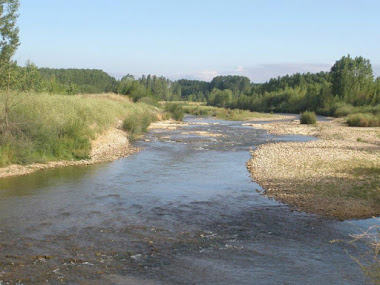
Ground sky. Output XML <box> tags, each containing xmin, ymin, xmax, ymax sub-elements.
<box><xmin>15</xmin><ymin>0</ymin><xmax>380</xmax><ymax>82</ymax></box>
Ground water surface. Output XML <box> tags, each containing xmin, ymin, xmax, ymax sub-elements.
<box><xmin>0</xmin><ymin>116</ymin><xmax>375</xmax><ymax>284</ymax></box>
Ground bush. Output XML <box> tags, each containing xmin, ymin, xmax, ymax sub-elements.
<box><xmin>346</xmin><ymin>113</ymin><xmax>380</xmax><ymax>127</ymax></box>
<box><xmin>137</xmin><ymin>96</ymin><xmax>159</xmax><ymax>107</ymax></box>
<box><xmin>164</xmin><ymin>103</ymin><xmax>184</xmax><ymax>121</ymax></box>
<box><xmin>122</xmin><ymin>111</ymin><xmax>156</xmax><ymax>139</ymax></box>
<box><xmin>300</xmin><ymin>111</ymin><xmax>317</xmax><ymax>124</ymax></box>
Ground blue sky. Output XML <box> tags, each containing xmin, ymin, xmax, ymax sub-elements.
<box><xmin>15</xmin><ymin>0</ymin><xmax>380</xmax><ymax>82</ymax></box>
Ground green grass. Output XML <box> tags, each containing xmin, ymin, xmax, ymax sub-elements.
<box><xmin>300</xmin><ymin>111</ymin><xmax>317</xmax><ymax>124</ymax></box>
<box><xmin>0</xmin><ymin>93</ymin><xmax>157</xmax><ymax>167</ymax></box>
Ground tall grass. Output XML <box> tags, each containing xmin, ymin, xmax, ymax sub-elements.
<box><xmin>183</xmin><ymin>104</ymin><xmax>275</xmax><ymax>120</ymax></box>
<box><xmin>346</xmin><ymin>113</ymin><xmax>380</xmax><ymax>127</ymax></box>
<box><xmin>0</xmin><ymin>93</ymin><xmax>157</xmax><ymax>167</ymax></box>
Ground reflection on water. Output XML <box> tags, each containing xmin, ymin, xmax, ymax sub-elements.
<box><xmin>0</xmin><ymin>116</ymin><xmax>375</xmax><ymax>284</ymax></box>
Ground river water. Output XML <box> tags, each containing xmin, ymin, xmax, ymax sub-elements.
<box><xmin>0</xmin><ymin>116</ymin><xmax>376</xmax><ymax>284</ymax></box>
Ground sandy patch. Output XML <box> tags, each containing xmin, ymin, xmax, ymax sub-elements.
<box><xmin>181</xmin><ymin>131</ymin><xmax>223</xmax><ymax>137</ymax></box>
<box><xmin>148</xmin><ymin>120</ymin><xmax>188</xmax><ymax>130</ymax></box>
<box><xmin>247</xmin><ymin>118</ymin><xmax>380</xmax><ymax>219</ymax></box>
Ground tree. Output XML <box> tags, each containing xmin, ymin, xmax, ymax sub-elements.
<box><xmin>0</xmin><ymin>0</ymin><xmax>20</xmax><ymax>134</ymax></box>
<box><xmin>0</xmin><ymin>0</ymin><xmax>19</xmax><ymax>66</ymax></box>
<box><xmin>330</xmin><ymin>55</ymin><xmax>374</xmax><ymax>105</ymax></box>
<box><xmin>208</xmin><ymin>88</ymin><xmax>233</xmax><ymax>107</ymax></box>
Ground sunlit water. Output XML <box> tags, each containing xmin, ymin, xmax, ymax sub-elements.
<box><xmin>0</xmin><ymin>116</ymin><xmax>376</xmax><ymax>284</ymax></box>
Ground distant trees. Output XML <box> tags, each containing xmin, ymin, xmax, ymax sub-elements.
<box><xmin>330</xmin><ymin>55</ymin><xmax>374</xmax><ymax>105</ymax></box>
<box><xmin>208</xmin><ymin>88</ymin><xmax>233</xmax><ymax>107</ymax></box>
<box><xmin>210</xmin><ymin>75</ymin><xmax>251</xmax><ymax>95</ymax></box>
<box><xmin>38</xmin><ymin>68</ymin><xmax>118</xmax><ymax>94</ymax></box>
<box><xmin>116</xmin><ymin>59</ymin><xmax>378</xmax><ymax>118</ymax></box>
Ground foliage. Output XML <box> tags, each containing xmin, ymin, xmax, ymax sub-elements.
<box><xmin>164</xmin><ymin>103</ymin><xmax>184</xmax><ymax>121</ymax></box>
<box><xmin>300</xmin><ymin>111</ymin><xmax>317</xmax><ymax>124</ymax></box>
<box><xmin>207</xmin><ymin>88</ymin><xmax>233</xmax><ymax>107</ymax></box>
<box><xmin>122</xmin><ymin>109</ymin><xmax>157</xmax><ymax>140</ymax></box>
<box><xmin>210</xmin><ymin>75</ymin><xmax>250</xmax><ymax>94</ymax></box>
<box><xmin>137</xmin><ymin>96</ymin><xmax>160</xmax><ymax>107</ymax></box>
<box><xmin>118</xmin><ymin>74</ymin><xmax>181</xmax><ymax>102</ymax></box>
<box><xmin>346</xmin><ymin>113</ymin><xmax>380</xmax><ymax>127</ymax></box>
<box><xmin>183</xmin><ymin>104</ymin><xmax>275</xmax><ymax>121</ymax></box>
<box><xmin>38</xmin><ymin>68</ymin><xmax>118</xmax><ymax>94</ymax></box>
<box><xmin>0</xmin><ymin>93</ymin><xmax>156</xmax><ymax>166</ymax></box>
<box><xmin>0</xmin><ymin>0</ymin><xmax>20</xmax><ymax>89</ymax></box>
<box><xmin>331</xmin><ymin>55</ymin><xmax>374</xmax><ymax>105</ymax></box>
<box><xmin>176</xmin><ymin>79</ymin><xmax>209</xmax><ymax>101</ymax></box>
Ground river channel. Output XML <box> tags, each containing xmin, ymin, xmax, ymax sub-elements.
<box><xmin>0</xmin><ymin>116</ymin><xmax>376</xmax><ymax>284</ymax></box>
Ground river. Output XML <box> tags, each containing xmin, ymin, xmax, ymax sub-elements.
<box><xmin>0</xmin><ymin>116</ymin><xmax>376</xmax><ymax>284</ymax></box>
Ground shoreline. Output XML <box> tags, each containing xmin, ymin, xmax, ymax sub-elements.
<box><xmin>0</xmin><ymin>128</ymin><xmax>139</xmax><ymax>179</ymax></box>
<box><xmin>0</xmin><ymin>119</ymin><xmax>185</xmax><ymax>179</ymax></box>
<box><xmin>247</xmin><ymin>117</ymin><xmax>380</xmax><ymax>220</ymax></box>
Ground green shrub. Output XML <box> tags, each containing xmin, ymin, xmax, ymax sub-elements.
<box><xmin>137</xmin><ymin>96</ymin><xmax>160</xmax><ymax>107</ymax></box>
<box><xmin>122</xmin><ymin>111</ymin><xmax>156</xmax><ymax>139</ymax></box>
<box><xmin>164</xmin><ymin>103</ymin><xmax>184</xmax><ymax>121</ymax></box>
<box><xmin>183</xmin><ymin>106</ymin><xmax>212</xmax><ymax>116</ymax></box>
<box><xmin>346</xmin><ymin>113</ymin><xmax>380</xmax><ymax>127</ymax></box>
<box><xmin>300</xmin><ymin>111</ymin><xmax>317</xmax><ymax>124</ymax></box>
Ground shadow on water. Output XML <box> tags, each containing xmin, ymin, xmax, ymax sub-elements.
<box><xmin>0</xmin><ymin>115</ymin><xmax>376</xmax><ymax>284</ymax></box>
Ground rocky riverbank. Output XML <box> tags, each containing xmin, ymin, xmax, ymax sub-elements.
<box><xmin>247</xmin><ymin>117</ymin><xmax>380</xmax><ymax>220</ymax></box>
<box><xmin>0</xmin><ymin>127</ymin><xmax>138</xmax><ymax>179</ymax></box>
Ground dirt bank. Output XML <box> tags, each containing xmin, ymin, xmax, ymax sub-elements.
<box><xmin>247</xmin><ymin>118</ymin><xmax>380</xmax><ymax>220</ymax></box>
<box><xmin>0</xmin><ymin>127</ymin><xmax>138</xmax><ymax>179</ymax></box>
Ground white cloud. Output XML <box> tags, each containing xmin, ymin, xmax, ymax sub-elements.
<box><xmin>173</xmin><ymin>69</ymin><xmax>220</xmax><ymax>82</ymax></box>
<box><xmin>175</xmin><ymin>63</ymin><xmax>333</xmax><ymax>83</ymax></box>
<box><xmin>234</xmin><ymin>65</ymin><xmax>245</xmax><ymax>73</ymax></box>
<box><xmin>236</xmin><ymin>63</ymin><xmax>332</xmax><ymax>83</ymax></box>
<box><xmin>162</xmin><ymin>62</ymin><xmax>380</xmax><ymax>83</ymax></box>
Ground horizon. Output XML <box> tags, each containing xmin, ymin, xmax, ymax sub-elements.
<box><xmin>15</xmin><ymin>0</ymin><xmax>380</xmax><ymax>83</ymax></box>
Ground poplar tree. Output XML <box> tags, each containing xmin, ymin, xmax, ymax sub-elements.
<box><xmin>0</xmin><ymin>0</ymin><xmax>20</xmax><ymax>134</ymax></box>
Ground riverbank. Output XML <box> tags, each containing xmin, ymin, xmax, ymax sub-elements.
<box><xmin>247</xmin><ymin>117</ymin><xmax>380</xmax><ymax>220</ymax></box>
<box><xmin>0</xmin><ymin>93</ymin><xmax>160</xmax><ymax>179</ymax></box>
<box><xmin>0</xmin><ymin>127</ymin><xmax>139</xmax><ymax>178</ymax></box>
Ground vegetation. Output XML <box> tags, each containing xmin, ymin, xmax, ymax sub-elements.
<box><xmin>0</xmin><ymin>93</ymin><xmax>157</xmax><ymax>166</ymax></box>
<box><xmin>5</xmin><ymin>55</ymin><xmax>379</xmax><ymax>130</ymax></box>
<box><xmin>300</xmin><ymin>111</ymin><xmax>317</xmax><ymax>124</ymax></box>
<box><xmin>111</xmin><ymin>55</ymin><xmax>379</xmax><ymax>128</ymax></box>
<box><xmin>183</xmin><ymin>104</ymin><xmax>275</xmax><ymax>121</ymax></box>
<box><xmin>122</xmin><ymin>109</ymin><xmax>157</xmax><ymax>140</ymax></box>
<box><xmin>38</xmin><ymin>68</ymin><xmax>118</xmax><ymax>94</ymax></box>
<box><xmin>164</xmin><ymin>103</ymin><xmax>184</xmax><ymax>121</ymax></box>
<box><xmin>346</xmin><ymin>113</ymin><xmax>380</xmax><ymax>127</ymax></box>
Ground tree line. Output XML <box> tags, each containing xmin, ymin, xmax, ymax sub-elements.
<box><xmin>3</xmin><ymin>55</ymin><xmax>379</xmax><ymax>118</ymax></box>
<box><xmin>1</xmin><ymin>1</ymin><xmax>379</xmax><ymax>119</ymax></box>
<box><xmin>114</xmin><ymin>55</ymin><xmax>380</xmax><ymax>118</ymax></box>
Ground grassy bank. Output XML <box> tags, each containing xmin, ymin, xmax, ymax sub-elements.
<box><xmin>182</xmin><ymin>104</ymin><xmax>278</xmax><ymax>121</ymax></box>
<box><xmin>0</xmin><ymin>93</ymin><xmax>158</xmax><ymax>167</ymax></box>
